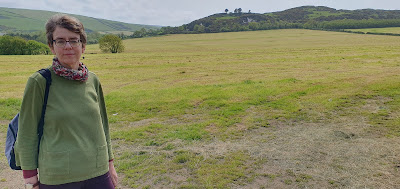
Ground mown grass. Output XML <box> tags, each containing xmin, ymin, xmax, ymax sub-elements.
<box><xmin>1</xmin><ymin>29</ymin><xmax>400</xmax><ymax>188</ymax></box>
<box><xmin>345</xmin><ymin>27</ymin><xmax>400</xmax><ymax>34</ymax></box>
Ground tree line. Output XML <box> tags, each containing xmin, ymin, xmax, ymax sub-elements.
<box><xmin>0</xmin><ymin>33</ymin><xmax>128</xmax><ymax>55</ymax></box>
<box><xmin>160</xmin><ymin>16</ymin><xmax>400</xmax><ymax>34</ymax></box>
<box><xmin>0</xmin><ymin>35</ymin><xmax>50</xmax><ymax>55</ymax></box>
<box><xmin>7</xmin><ymin>31</ymin><xmax>110</xmax><ymax>45</ymax></box>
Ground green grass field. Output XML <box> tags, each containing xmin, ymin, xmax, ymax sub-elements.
<box><xmin>1</xmin><ymin>29</ymin><xmax>400</xmax><ymax>188</ymax></box>
<box><xmin>346</xmin><ymin>27</ymin><xmax>400</xmax><ymax>34</ymax></box>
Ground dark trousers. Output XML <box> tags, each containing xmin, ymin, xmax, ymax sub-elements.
<box><xmin>39</xmin><ymin>172</ymin><xmax>114</xmax><ymax>189</ymax></box>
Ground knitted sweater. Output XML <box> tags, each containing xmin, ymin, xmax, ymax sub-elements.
<box><xmin>14</xmin><ymin>67</ymin><xmax>114</xmax><ymax>185</ymax></box>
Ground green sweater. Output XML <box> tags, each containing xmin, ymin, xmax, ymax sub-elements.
<box><xmin>15</xmin><ymin>67</ymin><xmax>114</xmax><ymax>185</ymax></box>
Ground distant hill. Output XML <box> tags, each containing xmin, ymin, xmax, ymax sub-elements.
<box><xmin>160</xmin><ymin>6</ymin><xmax>400</xmax><ymax>34</ymax></box>
<box><xmin>268</xmin><ymin>6</ymin><xmax>400</xmax><ymax>22</ymax></box>
<box><xmin>0</xmin><ymin>7</ymin><xmax>161</xmax><ymax>34</ymax></box>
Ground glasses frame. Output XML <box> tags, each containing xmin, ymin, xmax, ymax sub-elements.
<box><xmin>52</xmin><ymin>39</ymin><xmax>82</xmax><ymax>48</ymax></box>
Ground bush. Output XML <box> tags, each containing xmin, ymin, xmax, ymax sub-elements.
<box><xmin>26</xmin><ymin>40</ymin><xmax>50</xmax><ymax>55</ymax></box>
<box><xmin>99</xmin><ymin>34</ymin><xmax>125</xmax><ymax>53</ymax></box>
<box><xmin>0</xmin><ymin>35</ymin><xmax>50</xmax><ymax>55</ymax></box>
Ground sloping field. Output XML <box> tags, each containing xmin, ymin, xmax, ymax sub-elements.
<box><xmin>1</xmin><ymin>29</ymin><xmax>400</xmax><ymax>188</ymax></box>
<box><xmin>0</xmin><ymin>7</ymin><xmax>159</xmax><ymax>33</ymax></box>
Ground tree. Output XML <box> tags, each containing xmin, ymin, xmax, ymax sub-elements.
<box><xmin>140</xmin><ymin>28</ymin><xmax>148</xmax><ymax>37</ymax></box>
<box><xmin>117</xmin><ymin>32</ymin><xmax>126</xmax><ymax>39</ymax></box>
<box><xmin>234</xmin><ymin>8</ymin><xmax>238</xmax><ymax>13</ymax></box>
<box><xmin>193</xmin><ymin>24</ymin><xmax>206</xmax><ymax>33</ymax></box>
<box><xmin>225</xmin><ymin>9</ymin><xmax>229</xmax><ymax>14</ymax></box>
<box><xmin>0</xmin><ymin>35</ymin><xmax>49</xmax><ymax>55</ymax></box>
<box><xmin>249</xmin><ymin>22</ymin><xmax>260</xmax><ymax>30</ymax></box>
<box><xmin>0</xmin><ymin>35</ymin><xmax>26</xmax><ymax>55</ymax></box>
<box><xmin>99</xmin><ymin>34</ymin><xmax>125</xmax><ymax>53</ymax></box>
<box><xmin>146</xmin><ymin>29</ymin><xmax>157</xmax><ymax>36</ymax></box>
<box><xmin>0</xmin><ymin>35</ymin><xmax>14</xmax><ymax>55</ymax></box>
<box><xmin>33</xmin><ymin>31</ymin><xmax>47</xmax><ymax>44</ymax></box>
<box><xmin>238</xmin><ymin>8</ymin><xmax>242</xmax><ymax>14</ymax></box>
<box><xmin>26</xmin><ymin>40</ymin><xmax>50</xmax><ymax>55</ymax></box>
<box><xmin>132</xmin><ymin>30</ymin><xmax>143</xmax><ymax>38</ymax></box>
<box><xmin>11</xmin><ymin>36</ymin><xmax>26</xmax><ymax>55</ymax></box>
<box><xmin>86</xmin><ymin>32</ymin><xmax>103</xmax><ymax>44</ymax></box>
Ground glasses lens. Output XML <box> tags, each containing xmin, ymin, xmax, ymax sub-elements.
<box><xmin>55</xmin><ymin>40</ymin><xmax>66</xmax><ymax>47</ymax></box>
<box><xmin>69</xmin><ymin>40</ymin><xmax>79</xmax><ymax>47</ymax></box>
<box><xmin>54</xmin><ymin>39</ymin><xmax>81</xmax><ymax>47</ymax></box>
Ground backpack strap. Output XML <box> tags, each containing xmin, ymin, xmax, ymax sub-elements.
<box><xmin>37</xmin><ymin>69</ymin><xmax>52</xmax><ymax>147</ymax></box>
<box><xmin>5</xmin><ymin>69</ymin><xmax>52</xmax><ymax>170</ymax></box>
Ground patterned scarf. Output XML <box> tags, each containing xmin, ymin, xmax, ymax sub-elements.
<box><xmin>52</xmin><ymin>58</ymin><xmax>88</xmax><ymax>82</ymax></box>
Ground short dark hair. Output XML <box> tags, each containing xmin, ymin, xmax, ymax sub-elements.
<box><xmin>45</xmin><ymin>14</ymin><xmax>87</xmax><ymax>47</ymax></box>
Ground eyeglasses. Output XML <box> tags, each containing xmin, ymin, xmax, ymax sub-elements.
<box><xmin>52</xmin><ymin>39</ymin><xmax>81</xmax><ymax>47</ymax></box>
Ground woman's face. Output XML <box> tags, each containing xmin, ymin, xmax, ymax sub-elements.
<box><xmin>50</xmin><ymin>26</ymin><xmax>85</xmax><ymax>70</ymax></box>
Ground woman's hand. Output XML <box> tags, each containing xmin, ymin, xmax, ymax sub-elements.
<box><xmin>24</xmin><ymin>175</ymin><xmax>39</xmax><ymax>189</ymax></box>
<box><xmin>109</xmin><ymin>161</ymin><xmax>118</xmax><ymax>187</ymax></box>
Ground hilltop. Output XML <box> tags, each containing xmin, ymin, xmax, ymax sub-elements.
<box><xmin>161</xmin><ymin>6</ymin><xmax>400</xmax><ymax>34</ymax></box>
<box><xmin>0</xmin><ymin>7</ymin><xmax>160</xmax><ymax>34</ymax></box>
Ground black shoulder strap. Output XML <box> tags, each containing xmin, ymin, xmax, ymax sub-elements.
<box><xmin>37</xmin><ymin>69</ymin><xmax>52</xmax><ymax>146</ymax></box>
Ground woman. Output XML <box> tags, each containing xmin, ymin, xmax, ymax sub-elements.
<box><xmin>14</xmin><ymin>14</ymin><xmax>118</xmax><ymax>189</ymax></box>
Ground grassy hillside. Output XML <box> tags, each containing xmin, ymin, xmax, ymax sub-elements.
<box><xmin>1</xmin><ymin>30</ymin><xmax>400</xmax><ymax>188</ymax></box>
<box><xmin>0</xmin><ymin>7</ymin><xmax>160</xmax><ymax>34</ymax></box>
<box><xmin>162</xmin><ymin>6</ymin><xmax>400</xmax><ymax>34</ymax></box>
<box><xmin>269</xmin><ymin>6</ymin><xmax>400</xmax><ymax>22</ymax></box>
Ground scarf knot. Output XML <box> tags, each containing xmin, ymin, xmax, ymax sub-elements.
<box><xmin>52</xmin><ymin>58</ymin><xmax>88</xmax><ymax>82</ymax></box>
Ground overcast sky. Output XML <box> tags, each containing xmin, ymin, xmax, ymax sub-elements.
<box><xmin>2</xmin><ymin>0</ymin><xmax>400</xmax><ymax>26</ymax></box>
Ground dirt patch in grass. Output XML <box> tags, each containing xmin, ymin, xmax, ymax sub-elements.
<box><xmin>362</xmin><ymin>96</ymin><xmax>392</xmax><ymax>113</ymax></box>
<box><xmin>115</xmin><ymin>116</ymin><xmax>397</xmax><ymax>188</ymax></box>
<box><xmin>111</xmin><ymin>96</ymin><xmax>400</xmax><ymax>188</ymax></box>
<box><xmin>245</xmin><ymin>119</ymin><xmax>399</xmax><ymax>188</ymax></box>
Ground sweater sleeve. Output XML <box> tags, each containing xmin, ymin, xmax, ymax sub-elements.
<box><xmin>15</xmin><ymin>74</ymin><xmax>45</xmax><ymax>170</ymax></box>
<box><xmin>98</xmin><ymin>82</ymin><xmax>114</xmax><ymax>161</ymax></box>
